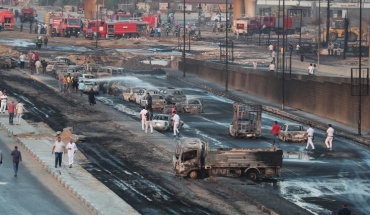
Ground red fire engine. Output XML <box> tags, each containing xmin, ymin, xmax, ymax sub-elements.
<box><xmin>142</xmin><ymin>15</ymin><xmax>158</xmax><ymax>28</ymax></box>
<box><xmin>258</xmin><ymin>16</ymin><xmax>301</xmax><ymax>35</ymax></box>
<box><xmin>20</xmin><ymin>8</ymin><xmax>36</xmax><ymax>23</ymax></box>
<box><xmin>0</xmin><ymin>10</ymin><xmax>15</xmax><ymax>30</ymax></box>
<box><xmin>51</xmin><ymin>17</ymin><xmax>81</xmax><ymax>37</ymax></box>
<box><xmin>85</xmin><ymin>20</ymin><xmax>148</xmax><ymax>39</ymax></box>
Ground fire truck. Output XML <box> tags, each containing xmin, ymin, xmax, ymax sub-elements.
<box><xmin>142</xmin><ymin>15</ymin><xmax>158</xmax><ymax>28</ymax></box>
<box><xmin>232</xmin><ymin>18</ymin><xmax>260</xmax><ymax>35</ymax></box>
<box><xmin>0</xmin><ymin>10</ymin><xmax>15</xmax><ymax>30</ymax></box>
<box><xmin>258</xmin><ymin>16</ymin><xmax>301</xmax><ymax>35</ymax></box>
<box><xmin>20</xmin><ymin>7</ymin><xmax>36</xmax><ymax>23</ymax></box>
<box><xmin>107</xmin><ymin>21</ymin><xmax>147</xmax><ymax>38</ymax></box>
<box><xmin>85</xmin><ymin>20</ymin><xmax>148</xmax><ymax>39</ymax></box>
<box><xmin>51</xmin><ymin>17</ymin><xmax>81</xmax><ymax>37</ymax></box>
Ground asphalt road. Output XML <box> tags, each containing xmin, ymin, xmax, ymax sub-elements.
<box><xmin>0</xmin><ymin>128</ymin><xmax>91</xmax><ymax>215</ymax></box>
<box><xmin>97</xmin><ymin>74</ymin><xmax>370</xmax><ymax>215</ymax></box>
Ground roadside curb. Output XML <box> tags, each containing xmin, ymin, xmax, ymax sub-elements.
<box><xmin>3</xmin><ymin>129</ymin><xmax>100</xmax><ymax>215</ymax></box>
<box><xmin>167</xmin><ymin>73</ymin><xmax>370</xmax><ymax>147</ymax></box>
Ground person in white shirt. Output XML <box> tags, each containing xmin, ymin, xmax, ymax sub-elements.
<box><xmin>19</xmin><ymin>53</ymin><xmax>26</xmax><ymax>69</ymax></box>
<box><xmin>269</xmin><ymin>63</ymin><xmax>275</xmax><ymax>72</ymax></box>
<box><xmin>271</xmin><ymin>51</ymin><xmax>276</xmax><ymax>64</ymax></box>
<box><xmin>35</xmin><ymin>60</ymin><xmax>42</xmax><ymax>75</ymax></box>
<box><xmin>305</xmin><ymin>124</ymin><xmax>315</xmax><ymax>150</ymax></box>
<box><xmin>0</xmin><ymin>92</ymin><xmax>7</xmax><ymax>113</ymax></box>
<box><xmin>253</xmin><ymin>61</ymin><xmax>258</xmax><ymax>69</ymax></box>
<box><xmin>52</xmin><ymin>136</ymin><xmax>66</xmax><ymax>168</ymax></box>
<box><xmin>296</xmin><ymin>43</ymin><xmax>300</xmax><ymax>54</ymax></box>
<box><xmin>66</xmin><ymin>138</ymin><xmax>78</xmax><ymax>168</ymax></box>
<box><xmin>15</xmin><ymin>102</ymin><xmax>25</xmax><ymax>125</ymax></box>
<box><xmin>172</xmin><ymin>111</ymin><xmax>180</xmax><ymax>137</ymax></box>
<box><xmin>268</xmin><ymin>44</ymin><xmax>273</xmax><ymax>52</ymax></box>
<box><xmin>139</xmin><ymin>108</ymin><xmax>148</xmax><ymax>130</ymax></box>
<box><xmin>325</xmin><ymin>124</ymin><xmax>335</xmax><ymax>151</ymax></box>
<box><xmin>308</xmin><ymin>64</ymin><xmax>314</xmax><ymax>75</ymax></box>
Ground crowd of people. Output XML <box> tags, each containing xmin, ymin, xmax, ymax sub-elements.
<box><xmin>0</xmin><ymin>90</ymin><xmax>26</xmax><ymax>126</ymax></box>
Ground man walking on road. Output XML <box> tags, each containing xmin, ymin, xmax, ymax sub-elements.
<box><xmin>146</xmin><ymin>93</ymin><xmax>152</xmax><ymax>110</ymax></box>
<box><xmin>325</xmin><ymin>124</ymin><xmax>335</xmax><ymax>151</ymax></box>
<box><xmin>172</xmin><ymin>111</ymin><xmax>180</xmax><ymax>138</ymax></box>
<box><xmin>0</xmin><ymin>149</ymin><xmax>3</xmax><ymax>165</ymax></box>
<box><xmin>140</xmin><ymin>107</ymin><xmax>148</xmax><ymax>131</ymax></box>
<box><xmin>66</xmin><ymin>138</ymin><xmax>77</xmax><ymax>168</ymax></box>
<box><xmin>305</xmin><ymin>124</ymin><xmax>315</xmax><ymax>150</ymax></box>
<box><xmin>336</xmin><ymin>203</ymin><xmax>352</xmax><ymax>215</ymax></box>
<box><xmin>145</xmin><ymin>108</ymin><xmax>153</xmax><ymax>134</ymax></box>
<box><xmin>271</xmin><ymin>121</ymin><xmax>280</xmax><ymax>148</ymax></box>
<box><xmin>19</xmin><ymin>53</ymin><xmax>26</xmax><ymax>69</ymax></box>
<box><xmin>0</xmin><ymin>91</ymin><xmax>7</xmax><ymax>114</ymax></box>
<box><xmin>52</xmin><ymin>136</ymin><xmax>66</xmax><ymax>168</ymax></box>
<box><xmin>271</xmin><ymin>51</ymin><xmax>277</xmax><ymax>64</ymax></box>
<box><xmin>11</xmin><ymin>146</ymin><xmax>22</xmax><ymax>177</ymax></box>
<box><xmin>15</xmin><ymin>102</ymin><xmax>25</xmax><ymax>125</ymax></box>
<box><xmin>8</xmin><ymin>100</ymin><xmax>15</xmax><ymax>125</ymax></box>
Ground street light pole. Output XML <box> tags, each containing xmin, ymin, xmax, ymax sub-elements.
<box><xmin>318</xmin><ymin>0</ymin><xmax>321</xmax><ymax>69</ymax></box>
<box><xmin>358</xmin><ymin>0</ymin><xmax>362</xmax><ymax>135</ymax></box>
<box><xmin>282</xmin><ymin>0</ymin><xmax>285</xmax><ymax>110</ymax></box>
<box><xmin>325</xmin><ymin>0</ymin><xmax>330</xmax><ymax>43</ymax></box>
<box><xmin>95</xmin><ymin>4</ymin><xmax>98</xmax><ymax>48</ymax></box>
<box><xmin>182</xmin><ymin>0</ymin><xmax>186</xmax><ymax>77</ymax></box>
<box><xmin>225</xmin><ymin>0</ymin><xmax>229</xmax><ymax>91</ymax></box>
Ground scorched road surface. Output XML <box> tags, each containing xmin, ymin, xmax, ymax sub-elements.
<box><xmin>0</xmin><ymin>69</ymin><xmax>269</xmax><ymax>215</ymax></box>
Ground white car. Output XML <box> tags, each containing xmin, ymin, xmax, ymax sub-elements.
<box><xmin>278</xmin><ymin>123</ymin><xmax>307</xmax><ymax>142</ymax></box>
<box><xmin>83</xmin><ymin>80</ymin><xmax>99</xmax><ymax>94</ymax></box>
<box><xmin>152</xmin><ymin>114</ymin><xmax>184</xmax><ymax>132</ymax></box>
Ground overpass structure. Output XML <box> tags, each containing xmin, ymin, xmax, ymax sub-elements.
<box><xmin>151</xmin><ymin>0</ymin><xmax>257</xmax><ymax>20</ymax></box>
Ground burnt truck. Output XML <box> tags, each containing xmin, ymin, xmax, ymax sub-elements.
<box><xmin>173</xmin><ymin>138</ymin><xmax>283</xmax><ymax>180</ymax></box>
<box><xmin>229</xmin><ymin>103</ymin><xmax>262</xmax><ymax>138</ymax></box>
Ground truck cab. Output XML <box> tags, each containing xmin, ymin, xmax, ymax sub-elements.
<box><xmin>60</xmin><ymin>17</ymin><xmax>81</xmax><ymax>37</ymax></box>
<box><xmin>0</xmin><ymin>10</ymin><xmax>15</xmax><ymax>30</ymax></box>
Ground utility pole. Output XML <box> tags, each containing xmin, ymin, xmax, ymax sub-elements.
<box><xmin>182</xmin><ymin>0</ymin><xmax>186</xmax><ymax>77</ymax></box>
<box><xmin>325</xmin><ymin>0</ymin><xmax>330</xmax><ymax>43</ymax></box>
<box><xmin>225</xmin><ymin>0</ymin><xmax>229</xmax><ymax>91</ymax></box>
<box><xmin>318</xmin><ymin>0</ymin><xmax>321</xmax><ymax>68</ymax></box>
<box><xmin>282</xmin><ymin>0</ymin><xmax>285</xmax><ymax>110</ymax></box>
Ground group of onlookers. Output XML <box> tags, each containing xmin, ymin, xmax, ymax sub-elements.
<box><xmin>0</xmin><ymin>90</ymin><xmax>26</xmax><ymax>125</ymax></box>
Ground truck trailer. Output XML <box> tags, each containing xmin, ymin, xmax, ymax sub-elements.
<box><xmin>173</xmin><ymin>138</ymin><xmax>283</xmax><ymax>180</ymax></box>
<box><xmin>229</xmin><ymin>103</ymin><xmax>262</xmax><ymax>138</ymax></box>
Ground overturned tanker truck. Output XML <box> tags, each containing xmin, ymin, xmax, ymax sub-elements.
<box><xmin>173</xmin><ymin>138</ymin><xmax>283</xmax><ymax>180</ymax></box>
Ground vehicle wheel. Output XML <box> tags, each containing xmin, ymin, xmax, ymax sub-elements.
<box><xmin>183</xmin><ymin>108</ymin><xmax>186</xmax><ymax>113</ymax></box>
<box><xmin>188</xmin><ymin>170</ymin><xmax>198</xmax><ymax>179</ymax></box>
<box><xmin>283</xmin><ymin>137</ymin><xmax>287</xmax><ymax>142</ymax></box>
<box><xmin>329</xmin><ymin>32</ymin><xmax>338</xmax><ymax>42</ymax></box>
<box><xmin>246</xmin><ymin>170</ymin><xmax>259</xmax><ymax>181</ymax></box>
<box><xmin>348</xmin><ymin>32</ymin><xmax>357</xmax><ymax>42</ymax></box>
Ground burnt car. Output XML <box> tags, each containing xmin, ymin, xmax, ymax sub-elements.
<box><xmin>278</xmin><ymin>123</ymin><xmax>307</xmax><ymax>142</ymax></box>
<box><xmin>152</xmin><ymin>94</ymin><xmax>167</xmax><ymax>110</ymax></box>
<box><xmin>165</xmin><ymin>89</ymin><xmax>186</xmax><ymax>104</ymax></box>
<box><xmin>152</xmin><ymin>114</ymin><xmax>184</xmax><ymax>132</ymax></box>
<box><xmin>175</xmin><ymin>99</ymin><xmax>204</xmax><ymax>113</ymax></box>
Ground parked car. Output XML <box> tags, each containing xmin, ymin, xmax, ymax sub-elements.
<box><xmin>123</xmin><ymin>87</ymin><xmax>142</xmax><ymax>102</ymax></box>
<box><xmin>83</xmin><ymin>80</ymin><xmax>100</xmax><ymax>94</ymax></box>
<box><xmin>175</xmin><ymin>98</ymin><xmax>204</xmax><ymax>113</ymax></box>
<box><xmin>152</xmin><ymin>94</ymin><xmax>167</xmax><ymax>110</ymax></box>
<box><xmin>79</xmin><ymin>73</ymin><xmax>96</xmax><ymax>83</ymax></box>
<box><xmin>278</xmin><ymin>123</ymin><xmax>307</xmax><ymax>142</ymax></box>
<box><xmin>46</xmin><ymin>61</ymin><xmax>68</xmax><ymax>73</ymax></box>
<box><xmin>165</xmin><ymin>88</ymin><xmax>186</xmax><ymax>104</ymax></box>
<box><xmin>152</xmin><ymin>114</ymin><xmax>184</xmax><ymax>132</ymax></box>
<box><xmin>55</xmin><ymin>56</ymin><xmax>76</xmax><ymax>65</ymax></box>
<box><xmin>0</xmin><ymin>57</ymin><xmax>12</xmax><ymax>68</ymax></box>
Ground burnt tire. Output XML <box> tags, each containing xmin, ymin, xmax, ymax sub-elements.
<box><xmin>188</xmin><ymin>170</ymin><xmax>198</xmax><ymax>179</ymax></box>
<box><xmin>246</xmin><ymin>170</ymin><xmax>259</xmax><ymax>181</ymax></box>
<box><xmin>329</xmin><ymin>32</ymin><xmax>338</xmax><ymax>42</ymax></box>
<box><xmin>348</xmin><ymin>32</ymin><xmax>357</xmax><ymax>42</ymax></box>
